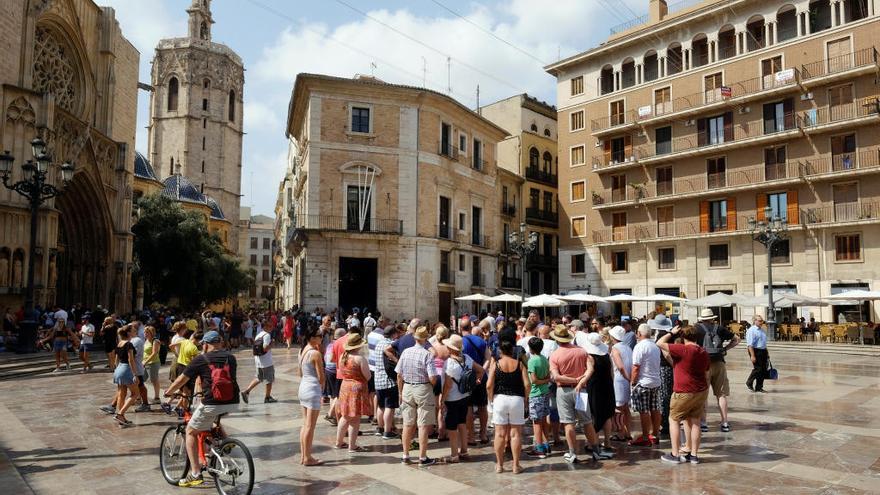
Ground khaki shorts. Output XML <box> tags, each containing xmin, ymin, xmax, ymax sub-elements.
<box><xmin>188</xmin><ymin>403</ymin><xmax>239</xmax><ymax>431</ymax></box>
<box><xmin>401</xmin><ymin>383</ymin><xmax>436</xmax><ymax>427</ymax></box>
<box><xmin>670</xmin><ymin>389</ymin><xmax>709</xmax><ymax>421</ymax></box>
<box><xmin>708</xmin><ymin>361</ymin><xmax>729</xmax><ymax>397</ymax></box>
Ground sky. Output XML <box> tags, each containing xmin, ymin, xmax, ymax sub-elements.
<box><xmin>102</xmin><ymin>0</ymin><xmax>647</xmax><ymax>217</ymax></box>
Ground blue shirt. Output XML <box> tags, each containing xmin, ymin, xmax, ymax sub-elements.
<box><xmin>746</xmin><ymin>325</ymin><xmax>767</xmax><ymax>349</ymax></box>
<box><xmin>462</xmin><ymin>334</ymin><xmax>487</xmax><ymax>365</ymax></box>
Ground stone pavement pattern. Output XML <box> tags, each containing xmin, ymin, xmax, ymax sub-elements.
<box><xmin>1</xmin><ymin>347</ymin><xmax>879</xmax><ymax>494</ymax></box>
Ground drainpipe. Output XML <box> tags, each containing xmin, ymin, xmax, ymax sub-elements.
<box><xmin>414</xmin><ymin>102</ymin><xmax>421</xmax><ymax>317</ymax></box>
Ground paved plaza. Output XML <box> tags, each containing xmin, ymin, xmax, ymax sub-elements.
<box><xmin>0</xmin><ymin>346</ymin><xmax>878</xmax><ymax>495</ymax></box>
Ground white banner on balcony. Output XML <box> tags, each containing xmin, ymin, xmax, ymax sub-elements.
<box><xmin>775</xmin><ymin>69</ymin><xmax>795</xmax><ymax>84</ymax></box>
<box><xmin>638</xmin><ymin>105</ymin><xmax>652</xmax><ymax>118</ymax></box>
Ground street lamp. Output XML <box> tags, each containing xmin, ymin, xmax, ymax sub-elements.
<box><xmin>507</xmin><ymin>222</ymin><xmax>538</xmax><ymax>317</ymax></box>
<box><xmin>0</xmin><ymin>137</ymin><xmax>75</xmax><ymax>353</ymax></box>
<box><xmin>747</xmin><ymin>206</ymin><xmax>788</xmax><ymax>341</ymax></box>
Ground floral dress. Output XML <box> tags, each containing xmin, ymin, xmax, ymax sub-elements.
<box><xmin>338</xmin><ymin>357</ymin><xmax>371</xmax><ymax>417</ymax></box>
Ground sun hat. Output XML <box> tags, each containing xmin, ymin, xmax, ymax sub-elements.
<box><xmin>698</xmin><ymin>309</ymin><xmax>718</xmax><ymax>321</ymax></box>
<box><xmin>551</xmin><ymin>324</ymin><xmax>575</xmax><ymax>343</ymax></box>
<box><xmin>200</xmin><ymin>330</ymin><xmax>221</xmax><ymax>344</ymax></box>
<box><xmin>344</xmin><ymin>333</ymin><xmax>367</xmax><ymax>351</ymax></box>
<box><xmin>609</xmin><ymin>325</ymin><xmax>626</xmax><ymax>342</ymax></box>
<box><xmin>648</xmin><ymin>314</ymin><xmax>673</xmax><ymax>330</ymax></box>
<box><xmin>444</xmin><ymin>334</ymin><xmax>463</xmax><ymax>352</ymax></box>
<box><xmin>414</xmin><ymin>326</ymin><xmax>430</xmax><ymax>340</ymax></box>
<box><xmin>585</xmin><ymin>332</ymin><xmax>608</xmax><ymax>356</ymax></box>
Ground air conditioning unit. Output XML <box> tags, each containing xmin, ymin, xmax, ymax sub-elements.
<box><xmin>737</xmin><ymin>106</ymin><xmax>751</xmax><ymax>115</ymax></box>
<box><xmin>684</xmin><ymin>119</ymin><xmax>695</xmax><ymax>127</ymax></box>
<box><xmin>800</xmin><ymin>92</ymin><xmax>814</xmax><ymax>101</ymax></box>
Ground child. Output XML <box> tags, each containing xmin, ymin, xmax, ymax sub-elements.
<box><xmin>527</xmin><ymin>337</ymin><xmax>552</xmax><ymax>458</ymax></box>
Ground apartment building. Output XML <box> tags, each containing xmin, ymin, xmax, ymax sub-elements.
<box><xmin>238</xmin><ymin>207</ymin><xmax>276</xmax><ymax>308</ymax></box>
<box><xmin>283</xmin><ymin>74</ymin><xmax>507</xmax><ymax>322</ymax></box>
<box><xmin>548</xmin><ymin>0</ymin><xmax>879</xmax><ymax>320</ymax></box>
<box><xmin>481</xmin><ymin>94</ymin><xmax>560</xmax><ymax>297</ymax></box>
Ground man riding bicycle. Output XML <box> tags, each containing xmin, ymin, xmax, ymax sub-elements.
<box><xmin>166</xmin><ymin>330</ymin><xmax>240</xmax><ymax>487</ymax></box>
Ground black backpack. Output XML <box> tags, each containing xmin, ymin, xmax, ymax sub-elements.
<box><xmin>253</xmin><ymin>332</ymin><xmax>268</xmax><ymax>356</ymax></box>
<box><xmin>383</xmin><ymin>346</ymin><xmax>398</xmax><ymax>382</ymax></box>
<box><xmin>452</xmin><ymin>356</ymin><xmax>477</xmax><ymax>395</ymax></box>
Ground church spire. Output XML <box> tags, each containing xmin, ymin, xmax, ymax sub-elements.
<box><xmin>187</xmin><ymin>0</ymin><xmax>213</xmax><ymax>41</ymax></box>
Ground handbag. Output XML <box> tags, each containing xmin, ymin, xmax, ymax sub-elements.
<box><xmin>764</xmin><ymin>360</ymin><xmax>778</xmax><ymax>380</ymax></box>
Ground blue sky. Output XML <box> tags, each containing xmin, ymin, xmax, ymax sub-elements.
<box><xmin>103</xmin><ymin>0</ymin><xmax>645</xmax><ymax>216</ymax></box>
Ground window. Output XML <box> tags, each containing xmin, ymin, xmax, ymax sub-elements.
<box><xmin>203</xmin><ymin>118</ymin><xmax>206</xmax><ymax>128</ymax></box>
<box><xmin>657</xmin><ymin>206</ymin><xmax>674</xmax><ymax>237</ymax></box>
<box><xmin>249</xmin><ymin>286</ymin><xmax>257</xmax><ymax>298</ymax></box>
<box><xmin>201</xmin><ymin>160</ymin><xmax>205</xmax><ymax>173</ymax></box>
<box><xmin>770</xmin><ymin>239</ymin><xmax>790</xmax><ymax>264</ymax></box>
<box><xmin>764</xmin><ymin>146</ymin><xmax>787</xmax><ymax>180</ymax></box>
<box><xmin>471</xmin><ymin>206</ymin><xmax>482</xmax><ymax>245</ymax></box>
<box><xmin>262</xmin><ymin>254</ymin><xmax>270</xmax><ymax>266</ymax></box>
<box><xmin>707</xmin><ymin>157</ymin><xmax>726</xmax><ymax>189</ymax></box>
<box><xmin>543</xmin><ymin>152</ymin><xmax>553</xmax><ymax>173</ymax></box>
<box><xmin>472</xmin><ymin>256</ymin><xmax>482</xmax><ymax>286</ymax></box>
<box><xmin>529</xmin><ymin>147</ymin><xmax>539</xmax><ymax>168</ymax></box>
<box><xmin>167</xmin><ymin>77</ymin><xmax>179</xmax><ymax>111</ymax></box>
<box><xmin>202</xmin><ymin>98</ymin><xmax>208</xmax><ymax>111</ymax></box>
<box><xmin>346</xmin><ymin>185</ymin><xmax>372</xmax><ymax>230</ymax></box>
<box><xmin>439</xmin><ymin>196</ymin><xmax>451</xmax><ymax>239</ymax></box>
<box><xmin>703</xmin><ymin>114</ymin><xmax>727</xmax><ymax>145</ymax></box>
<box><xmin>249</xmin><ymin>254</ymin><xmax>257</xmax><ymax>265</ymax></box>
<box><xmin>570</xmin><ymin>110</ymin><xmax>584</xmax><ymax>131</ymax></box>
<box><xmin>709</xmin><ymin>243</ymin><xmax>729</xmax><ymax>267</ymax></box>
<box><xmin>440</xmin><ymin>122</ymin><xmax>452</xmax><ymax>156</ymax></box>
<box><xmin>571</xmin><ymin>254</ymin><xmax>585</xmax><ymax>274</ymax></box>
<box><xmin>704</xmin><ymin>73</ymin><xmax>723</xmax><ymax>103</ymax></box>
<box><xmin>761</xmin><ymin>56</ymin><xmax>783</xmax><ymax>89</ymax></box>
<box><xmin>655</xmin><ymin>126</ymin><xmax>672</xmax><ymax>155</ymax></box>
<box><xmin>351</xmin><ymin>106</ymin><xmax>370</xmax><ymax>133</ymax></box>
<box><xmin>763</xmin><ymin>99</ymin><xmax>793</xmax><ymax>134</ymax></box>
<box><xmin>610</xmin><ymin>101</ymin><xmax>625</xmax><ymax>126</ymax></box>
<box><xmin>831</xmin><ymin>134</ymin><xmax>856</xmax><ymax>170</ymax></box>
<box><xmin>656</xmin><ymin>167</ymin><xmax>672</xmax><ymax>196</ymax></box>
<box><xmin>250</xmin><ymin>237</ymin><xmax>258</xmax><ymax>249</ymax></box>
<box><xmin>654</xmin><ymin>87</ymin><xmax>671</xmax><ymax>115</ymax></box>
<box><xmin>570</xmin><ymin>76</ymin><xmax>584</xmax><ymax>96</ymax></box>
<box><xmin>458</xmin><ymin>212</ymin><xmax>465</xmax><ymax>230</ymax></box>
<box><xmin>612</xmin><ymin>211</ymin><xmax>627</xmax><ymax>240</ymax></box>
<box><xmin>440</xmin><ymin>251</ymin><xmax>451</xmax><ymax>283</ymax></box>
<box><xmin>826</xmin><ymin>37</ymin><xmax>851</xmax><ymax>72</ymax></box>
<box><xmin>529</xmin><ymin>188</ymin><xmax>539</xmax><ymax>209</ymax></box>
<box><xmin>570</xmin><ymin>145</ymin><xmax>585</xmax><ymax>166</ymax></box>
<box><xmin>609</xmin><ymin>136</ymin><xmax>627</xmax><ymax>163</ymax></box>
<box><xmin>263</xmin><ymin>238</ymin><xmax>270</xmax><ymax>250</ymax></box>
<box><xmin>262</xmin><ymin>269</ymin><xmax>270</xmax><ymax>281</ymax></box>
<box><xmin>459</xmin><ymin>133</ymin><xmax>467</xmax><ymax>152</ymax></box>
<box><xmin>202</xmin><ymin>137</ymin><xmax>205</xmax><ymax>150</ymax></box>
<box><xmin>530</xmin><ymin>123</ymin><xmax>538</xmax><ymax>132</ymax></box>
<box><xmin>611</xmin><ymin>174</ymin><xmax>626</xmax><ymax>202</ymax></box>
<box><xmin>709</xmin><ymin>199</ymin><xmax>728</xmax><ymax>232</ymax></box>
<box><xmin>828</xmin><ymin>84</ymin><xmax>854</xmax><ymax>121</ymax></box>
<box><xmin>658</xmin><ymin>247</ymin><xmax>675</xmax><ymax>270</ymax></box>
<box><xmin>543</xmin><ymin>233</ymin><xmax>553</xmax><ymax>256</ymax></box>
<box><xmin>570</xmin><ymin>180</ymin><xmax>586</xmax><ymax>202</ymax></box>
<box><xmin>472</xmin><ymin>138</ymin><xmax>483</xmax><ymax>169</ymax></box>
<box><xmin>571</xmin><ymin>216</ymin><xmax>586</xmax><ymax>237</ymax></box>
<box><xmin>612</xmin><ymin>251</ymin><xmax>628</xmax><ymax>273</ymax></box>
<box><xmin>767</xmin><ymin>192</ymin><xmax>788</xmax><ymax>221</ymax></box>
<box><xmin>544</xmin><ymin>128</ymin><xmax>551</xmax><ymax>137</ymax></box>
<box><xmin>835</xmin><ymin>234</ymin><xmax>861</xmax><ymax>261</ymax></box>
<box><xmin>228</xmin><ymin>90</ymin><xmax>235</xmax><ymax>121</ymax></box>
<box><xmin>458</xmin><ymin>254</ymin><xmax>465</xmax><ymax>272</ymax></box>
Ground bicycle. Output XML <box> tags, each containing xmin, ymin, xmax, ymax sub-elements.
<box><xmin>159</xmin><ymin>393</ymin><xmax>255</xmax><ymax>495</ymax></box>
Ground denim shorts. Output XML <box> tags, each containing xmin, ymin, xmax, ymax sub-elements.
<box><xmin>113</xmin><ymin>363</ymin><xmax>135</xmax><ymax>386</ymax></box>
<box><xmin>53</xmin><ymin>339</ymin><xmax>68</xmax><ymax>352</ymax></box>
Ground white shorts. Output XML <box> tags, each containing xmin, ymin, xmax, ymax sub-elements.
<box><xmin>492</xmin><ymin>394</ymin><xmax>527</xmax><ymax>426</ymax></box>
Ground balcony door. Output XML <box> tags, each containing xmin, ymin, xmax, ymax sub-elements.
<box><xmin>472</xmin><ymin>206</ymin><xmax>482</xmax><ymax>245</ymax></box>
<box><xmin>826</xmin><ymin>37</ymin><xmax>851</xmax><ymax>73</ymax></box>
<box><xmin>346</xmin><ymin>185</ymin><xmax>371</xmax><ymax>231</ymax></box>
<box><xmin>439</xmin><ymin>196</ymin><xmax>450</xmax><ymax>238</ymax></box>
<box><xmin>832</xmin><ymin>183</ymin><xmax>858</xmax><ymax>221</ymax></box>
<box><xmin>612</xmin><ymin>212</ymin><xmax>627</xmax><ymax>241</ymax></box>
<box><xmin>828</xmin><ymin>85</ymin><xmax>853</xmax><ymax>122</ymax></box>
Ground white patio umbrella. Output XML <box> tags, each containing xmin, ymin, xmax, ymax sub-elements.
<box><xmin>523</xmin><ymin>294</ymin><xmax>566</xmax><ymax>320</ymax></box>
<box><xmin>824</xmin><ymin>290</ymin><xmax>880</xmax><ymax>343</ymax></box>
<box><xmin>488</xmin><ymin>293</ymin><xmax>523</xmax><ymax>318</ymax></box>
<box><xmin>604</xmin><ymin>293</ymin><xmax>640</xmax><ymax>302</ymax></box>
<box><xmin>559</xmin><ymin>293</ymin><xmax>607</xmax><ymax>303</ymax></box>
<box><xmin>640</xmin><ymin>294</ymin><xmax>689</xmax><ymax>303</ymax></box>
<box><xmin>683</xmin><ymin>292</ymin><xmax>745</xmax><ymax>307</ymax></box>
<box><xmin>455</xmin><ymin>293</ymin><xmax>491</xmax><ymax>301</ymax></box>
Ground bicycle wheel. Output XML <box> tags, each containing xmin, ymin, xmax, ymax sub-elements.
<box><xmin>159</xmin><ymin>425</ymin><xmax>189</xmax><ymax>485</ymax></box>
<box><xmin>210</xmin><ymin>438</ymin><xmax>254</xmax><ymax>495</ymax></box>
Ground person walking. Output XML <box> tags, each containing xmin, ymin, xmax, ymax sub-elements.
<box><xmin>486</xmin><ymin>334</ymin><xmax>530</xmax><ymax>474</ymax></box>
<box><xmin>130</xmin><ymin>328</ymin><xmax>150</xmax><ymax>412</ymax></box>
<box><xmin>630</xmin><ymin>324</ymin><xmax>662</xmax><ymax>446</ymax></box>
<box><xmin>111</xmin><ymin>325</ymin><xmax>139</xmax><ymax>427</ymax></box>
<box><xmin>240</xmin><ymin>321</ymin><xmax>277</xmax><ymax>404</ymax></box>
<box><xmin>143</xmin><ymin>326</ymin><xmax>162</xmax><ymax>404</ymax></box>
<box><xmin>745</xmin><ymin>315</ymin><xmax>770</xmax><ymax>393</ymax></box>
<box><xmin>694</xmin><ymin>308</ymin><xmax>740</xmax><ymax>432</ymax></box>
<box><xmin>335</xmin><ymin>333</ymin><xmax>371</xmax><ymax>453</ymax></box>
<box><xmin>101</xmin><ymin>316</ymin><xmax>119</xmax><ymax>370</ymax></box>
<box><xmin>42</xmin><ymin>319</ymin><xmax>76</xmax><ymax>372</ymax></box>
<box><xmin>78</xmin><ymin>314</ymin><xmax>95</xmax><ymax>372</ymax></box>
<box><xmin>297</xmin><ymin>323</ymin><xmax>325</xmax><ymax>466</ymax></box>
<box><xmin>656</xmin><ymin>325</ymin><xmax>710</xmax><ymax>464</ymax></box>
<box><xmin>609</xmin><ymin>325</ymin><xmax>633</xmax><ymax>442</ymax></box>
<box><xmin>395</xmin><ymin>326</ymin><xmax>438</xmax><ymax>466</ymax></box>
<box><xmin>441</xmin><ymin>334</ymin><xmax>483</xmax><ymax>463</ymax></box>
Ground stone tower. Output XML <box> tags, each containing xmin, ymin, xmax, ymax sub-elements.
<box><xmin>147</xmin><ymin>0</ymin><xmax>244</xmax><ymax>253</ymax></box>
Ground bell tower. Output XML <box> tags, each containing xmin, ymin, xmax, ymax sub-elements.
<box><xmin>187</xmin><ymin>0</ymin><xmax>213</xmax><ymax>41</ymax></box>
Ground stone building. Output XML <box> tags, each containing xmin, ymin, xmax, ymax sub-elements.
<box><xmin>547</xmin><ymin>0</ymin><xmax>880</xmax><ymax>321</ymax></box>
<box><xmin>238</xmin><ymin>206</ymin><xmax>275</xmax><ymax>309</ymax></box>
<box><xmin>480</xmin><ymin>94</ymin><xmax>560</xmax><ymax>297</ymax></box>
<box><xmin>0</xmin><ymin>0</ymin><xmax>139</xmax><ymax>313</ymax></box>
<box><xmin>146</xmin><ymin>0</ymin><xmax>243</xmax><ymax>253</ymax></box>
<box><xmin>274</xmin><ymin>145</ymin><xmax>297</xmax><ymax>310</ymax></box>
<box><xmin>282</xmin><ymin>74</ymin><xmax>508</xmax><ymax>322</ymax></box>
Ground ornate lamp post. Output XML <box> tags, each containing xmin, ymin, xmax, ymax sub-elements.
<box><xmin>507</xmin><ymin>222</ymin><xmax>538</xmax><ymax>317</ymax></box>
<box><xmin>0</xmin><ymin>138</ymin><xmax>74</xmax><ymax>353</ymax></box>
<box><xmin>747</xmin><ymin>206</ymin><xmax>788</xmax><ymax>342</ymax></box>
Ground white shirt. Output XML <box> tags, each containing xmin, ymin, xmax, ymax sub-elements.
<box><xmin>80</xmin><ymin>323</ymin><xmax>95</xmax><ymax>345</ymax></box>
<box><xmin>170</xmin><ymin>334</ymin><xmax>184</xmax><ymax>357</ymax></box>
<box><xmin>254</xmin><ymin>330</ymin><xmax>273</xmax><ymax>368</ymax></box>
<box><xmin>632</xmin><ymin>339</ymin><xmax>661</xmax><ymax>388</ymax></box>
<box><xmin>443</xmin><ymin>355</ymin><xmax>474</xmax><ymax>402</ymax></box>
<box><xmin>348</xmin><ymin>316</ymin><xmax>361</xmax><ymax>329</ymax></box>
<box><xmin>516</xmin><ymin>336</ymin><xmax>536</xmax><ymax>358</ymax></box>
<box><xmin>573</xmin><ymin>331</ymin><xmax>590</xmax><ymax>351</ymax></box>
<box><xmin>363</xmin><ymin>315</ymin><xmax>377</xmax><ymax>331</ymax></box>
<box><xmin>540</xmin><ymin>338</ymin><xmax>559</xmax><ymax>360</ymax></box>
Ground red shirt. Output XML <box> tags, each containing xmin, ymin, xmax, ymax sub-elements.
<box><xmin>549</xmin><ymin>344</ymin><xmax>588</xmax><ymax>383</ymax></box>
<box><xmin>332</xmin><ymin>337</ymin><xmax>346</xmax><ymax>379</ymax></box>
<box><xmin>667</xmin><ymin>343</ymin><xmax>709</xmax><ymax>393</ymax></box>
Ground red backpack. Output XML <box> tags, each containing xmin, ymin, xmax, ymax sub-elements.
<box><xmin>210</xmin><ymin>357</ymin><xmax>234</xmax><ymax>402</ymax></box>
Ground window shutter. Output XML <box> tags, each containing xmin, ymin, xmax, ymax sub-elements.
<box><xmin>723</xmin><ymin>112</ymin><xmax>733</xmax><ymax>141</ymax></box>
<box><xmin>831</xmin><ymin>135</ymin><xmax>844</xmax><ymax>155</ymax></box>
<box><xmin>697</xmin><ymin>118</ymin><xmax>707</xmax><ymax>147</ymax></box>
<box><xmin>624</xmin><ymin>135</ymin><xmax>633</xmax><ymax>159</ymax></box>
<box><xmin>727</xmin><ymin>197</ymin><xmax>737</xmax><ymax>231</ymax></box>
<box><xmin>699</xmin><ymin>201</ymin><xmax>709</xmax><ymax>232</ymax></box>
<box><xmin>787</xmin><ymin>189</ymin><xmax>799</xmax><ymax>225</ymax></box>
<box><xmin>603</xmin><ymin>140</ymin><xmax>611</xmax><ymax>164</ymax></box>
<box><xmin>756</xmin><ymin>193</ymin><xmax>767</xmax><ymax>221</ymax></box>
<box><xmin>783</xmin><ymin>99</ymin><xmax>794</xmax><ymax>129</ymax></box>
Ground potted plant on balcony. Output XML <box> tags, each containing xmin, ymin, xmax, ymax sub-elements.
<box><xmin>629</xmin><ymin>182</ymin><xmax>646</xmax><ymax>200</ymax></box>
<box><xmin>592</xmin><ymin>191</ymin><xmax>604</xmax><ymax>205</ymax></box>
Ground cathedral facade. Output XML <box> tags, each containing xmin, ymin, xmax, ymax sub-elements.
<box><xmin>0</xmin><ymin>0</ymin><xmax>139</xmax><ymax>313</ymax></box>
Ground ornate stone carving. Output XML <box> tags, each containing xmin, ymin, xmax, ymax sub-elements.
<box><xmin>33</xmin><ymin>26</ymin><xmax>80</xmax><ymax>115</ymax></box>
<box><xmin>12</xmin><ymin>259</ymin><xmax>22</xmax><ymax>288</ymax></box>
<box><xmin>5</xmin><ymin>97</ymin><xmax>37</xmax><ymax>125</ymax></box>
<box><xmin>0</xmin><ymin>257</ymin><xmax>8</xmax><ymax>287</ymax></box>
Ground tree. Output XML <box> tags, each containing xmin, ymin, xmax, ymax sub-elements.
<box><xmin>132</xmin><ymin>194</ymin><xmax>251</xmax><ymax>309</ymax></box>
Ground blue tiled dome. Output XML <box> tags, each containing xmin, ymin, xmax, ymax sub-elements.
<box><xmin>206</xmin><ymin>196</ymin><xmax>225</xmax><ymax>220</ymax></box>
<box><xmin>161</xmin><ymin>174</ymin><xmax>206</xmax><ymax>204</ymax></box>
<box><xmin>134</xmin><ymin>151</ymin><xmax>159</xmax><ymax>181</ymax></box>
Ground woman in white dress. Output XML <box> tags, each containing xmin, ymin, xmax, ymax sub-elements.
<box><xmin>243</xmin><ymin>315</ymin><xmax>255</xmax><ymax>346</ymax></box>
<box><xmin>609</xmin><ymin>325</ymin><xmax>634</xmax><ymax>442</ymax></box>
<box><xmin>298</xmin><ymin>322</ymin><xmax>325</xmax><ymax>466</ymax></box>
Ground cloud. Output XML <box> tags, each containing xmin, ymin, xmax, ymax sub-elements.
<box><xmin>244</xmin><ymin>101</ymin><xmax>282</xmax><ymax>133</ymax></box>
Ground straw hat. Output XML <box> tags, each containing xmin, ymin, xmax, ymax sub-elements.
<box><xmin>444</xmin><ymin>334</ymin><xmax>463</xmax><ymax>352</ymax></box>
<box><xmin>585</xmin><ymin>332</ymin><xmax>608</xmax><ymax>356</ymax></box>
<box><xmin>698</xmin><ymin>309</ymin><xmax>717</xmax><ymax>321</ymax></box>
<box><xmin>344</xmin><ymin>333</ymin><xmax>367</xmax><ymax>351</ymax></box>
<box><xmin>414</xmin><ymin>326</ymin><xmax>430</xmax><ymax>341</ymax></box>
<box><xmin>551</xmin><ymin>324</ymin><xmax>575</xmax><ymax>343</ymax></box>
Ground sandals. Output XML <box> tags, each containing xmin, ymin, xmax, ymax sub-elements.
<box><xmin>333</xmin><ymin>442</ymin><xmax>348</xmax><ymax>449</ymax></box>
<box><xmin>348</xmin><ymin>446</ymin><xmax>369</xmax><ymax>453</ymax></box>
<box><xmin>303</xmin><ymin>459</ymin><xmax>324</xmax><ymax>466</ymax></box>
<box><xmin>445</xmin><ymin>456</ymin><xmax>460</xmax><ymax>464</ymax></box>
<box><xmin>113</xmin><ymin>414</ymin><xmax>132</xmax><ymax>427</ymax></box>
<box><xmin>610</xmin><ymin>434</ymin><xmax>632</xmax><ymax>442</ymax></box>
<box><xmin>512</xmin><ymin>465</ymin><xmax>524</xmax><ymax>474</ymax></box>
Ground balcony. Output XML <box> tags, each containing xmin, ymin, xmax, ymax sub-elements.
<box><xmin>527</xmin><ymin>253</ymin><xmax>558</xmax><ymax>268</ymax></box>
<box><xmin>439</xmin><ymin>142</ymin><xmax>459</xmax><ymax>161</ymax></box>
<box><xmin>501</xmin><ymin>276</ymin><xmax>522</xmax><ymax>289</ymax></box>
<box><xmin>591</xmin><ymin>215</ymin><xmax>752</xmax><ymax>246</ymax></box>
<box><xmin>800</xmin><ymin>201</ymin><xmax>880</xmax><ymax>225</ymax></box>
<box><xmin>592</xmin><ymin>147</ymin><xmax>880</xmax><ymax>209</ymax></box>
<box><xmin>525</xmin><ymin>207</ymin><xmax>559</xmax><ymax>226</ymax></box>
<box><xmin>471</xmin><ymin>273</ymin><xmax>486</xmax><ymax>288</ymax></box>
<box><xmin>525</xmin><ymin>167</ymin><xmax>557</xmax><ymax>186</ymax></box>
<box><xmin>500</xmin><ymin>202</ymin><xmax>517</xmax><ymax>217</ymax></box>
<box><xmin>457</xmin><ymin>231</ymin><xmax>491</xmax><ymax>249</ymax></box>
<box><xmin>440</xmin><ymin>268</ymin><xmax>452</xmax><ymax>284</ymax></box>
<box><xmin>288</xmin><ymin>214</ymin><xmax>403</xmax><ymax>237</ymax></box>
<box><xmin>589</xmin><ymin>47</ymin><xmax>879</xmax><ymax>136</ymax></box>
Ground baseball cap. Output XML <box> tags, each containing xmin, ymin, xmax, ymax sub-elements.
<box><xmin>200</xmin><ymin>330</ymin><xmax>222</xmax><ymax>344</ymax></box>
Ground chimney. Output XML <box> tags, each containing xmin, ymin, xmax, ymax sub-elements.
<box><xmin>649</xmin><ymin>0</ymin><xmax>668</xmax><ymax>23</ymax></box>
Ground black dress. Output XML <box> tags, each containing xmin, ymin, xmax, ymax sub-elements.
<box><xmin>587</xmin><ymin>353</ymin><xmax>616</xmax><ymax>429</ymax></box>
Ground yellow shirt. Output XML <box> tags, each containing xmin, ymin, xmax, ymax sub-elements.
<box><xmin>177</xmin><ymin>339</ymin><xmax>199</xmax><ymax>366</ymax></box>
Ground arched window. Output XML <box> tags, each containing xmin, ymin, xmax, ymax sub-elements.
<box><xmin>228</xmin><ymin>90</ymin><xmax>235</xmax><ymax>122</ymax></box>
<box><xmin>544</xmin><ymin>128</ymin><xmax>551</xmax><ymax>137</ymax></box>
<box><xmin>528</xmin><ymin>147</ymin><xmax>539</xmax><ymax>168</ymax></box>
<box><xmin>530</xmin><ymin>123</ymin><xmax>538</xmax><ymax>132</ymax></box>
<box><xmin>542</xmin><ymin>152</ymin><xmax>553</xmax><ymax>173</ymax></box>
<box><xmin>167</xmin><ymin>77</ymin><xmax>179</xmax><ymax>111</ymax></box>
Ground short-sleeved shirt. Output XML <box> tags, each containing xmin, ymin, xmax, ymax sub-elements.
<box><xmin>667</xmin><ymin>343</ymin><xmax>710</xmax><ymax>393</ymax></box>
<box><xmin>549</xmin><ymin>344</ymin><xmax>588</xmax><ymax>383</ymax></box>
<box><xmin>332</xmin><ymin>337</ymin><xmax>346</xmax><ymax>379</ymax></box>
<box><xmin>632</xmin><ymin>339</ymin><xmax>661</xmax><ymax>388</ymax></box>
<box><xmin>746</xmin><ymin>325</ymin><xmax>767</xmax><ymax>349</ymax></box>
<box><xmin>443</xmin><ymin>354</ymin><xmax>474</xmax><ymax>402</ymax></box>
<box><xmin>392</xmin><ymin>333</ymin><xmax>424</xmax><ymax>355</ymax></box>
<box><xmin>462</xmin><ymin>334</ymin><xmax>487</xmax><ymax>365</ymax></box>
<box><xmin>527</xmin><ymin>354</ymin><xmax>550</xmax><ymax>397</ymax></box>
<box><xmin>394</xmin><ymin>345</ymin><xmax>437</xmax><ymax>384</ymax></box>
<box><xmin>143</xmin><ymin>338</ymin><xmax>160</xmax><ymax>365</ymax></box>
<box><xmin>254</xmin><ymin>331</ymin><xmax>273</xmax><ymax>368</ymax></box>
<box><xmin>177</xmin><ymin>339</ymin><xmax>199</xmax><ymax>366</ymax></box>
<box><xmin>80</xmin><ymin>323</ymin><xmax>95</xmax><ymax>345</ymax></box>
<box><xmin>372</xmin><ymin>338</ymin><xmax>395</xmax><ymax>390</ymax></box>
<box><xmin>182</xmin><ymin>351</ymin><xmax>240</xmax><ymax>405</ymax></box>
<box><xmin>540</xmin><ymin>338</ymin><xmax>558</xmax><ymax>360</ymax></box>
<box><xmin>130</xmin><ymin>336</ymin><xmax>145</xmax><ymax>375</ymax></box>
<box><xmin>366</xmin><ymin>329</ymin><xmax>385</xmax><ymax>371</ymax></box>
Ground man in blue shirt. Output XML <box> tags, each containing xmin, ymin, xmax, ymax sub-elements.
<box><xmin>745</xmin><ymin>315</ymin><xmax>769</xmax><ymax>393</ymax></box>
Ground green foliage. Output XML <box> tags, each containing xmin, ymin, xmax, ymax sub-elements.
<box><xmin>132</xmin><ymin>194</ymin><xmax>251</xmax><ymax>309</ymax></box>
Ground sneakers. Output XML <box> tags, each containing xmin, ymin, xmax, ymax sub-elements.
<box><xmin>700</xmin><ymin>423</ymin><xmax>709</xmax><ymax>433</ymax></box>
<box><xmin>65</xmin><ymin>363</ymin><xmax>71</xmax><ymax>371</ymax></box>
<box><xmin>381</xmin><ymin>432</ymin><xmax>399</xmax><ymax>440</ymax></box>
<box><xmin>160</xmin><ymin>403</ymin><xmax>174</xmax><ymax>415</ymax></box>
<box><xmin>747</xmin><ymin>383</ymin><xmax>754</xmax><ymax>392</ymax></box>
<box><xmin>628</xmin><ymin>436</ymin><xmax>652</xmax><ymax>447</ymax></box>
<box><xmin>240</xmin><ymin>391</ymin><xmax>249</xmax><ymax>404</ymax></box>
<box><xmin>418</xmin><ymin>457</ymin><xmax>436</xmax><ymax>467</ymax></box>
<box><xmin>178</xmin><ymin>472</ymin><xmax>204</xmax><ymax>487</ymax></box>
<box><xmin>720</xmin><ymin>422</ymin><xmax>731</xmax><ymax>433</ymax></box>
<box><xmin>661</xmin><ymin>453</ymin><xmax>685</xmax><ymax>464</ymax></box>
<box><xmin>526</xmin><ymin>447</ymin><xmax>546</xmax><ymax>459</ymax></box>
<box><xmin>99</xmin><ymin>405</ymin><xmax>116</xmax><ymax>415</ymax></box>
<box><xmin>685</xmin><ymin>454</ymin><xmax>700</xmax><ymax>464</ymax></box>
<box><xmin>264</xmin><ymin>396</ymin><xmax>278</xmax><ymax>403</ymax></box>
<box><xmin>563</xmin><ymin>452</ymin><xmax>578</xmax><ymax>463</ymax></box>
<box><xmin>52</xmin><ymin>367</ymin><xmax>61</xmax><ymax>373</ymax></box>
<box><xmin>152</xmin><ymin>398</ymin><xmax>162</xmax><ymax>405</ymax></box>
<box><xmin>596</xmin><ymin>447</ymin><xmax>614</xmax><ymax>460</ymax></box>
<box><xmin>400</xmin><ymin>456</ymin><xmax>411</xmax><ymax>464</ymax></box>
<box><xmin>134</xmin><ymin>404</ymin><xmax>151</xmax><ymax>413</ymax></box>
<box><xmin>373</xmin><ymin>428</ymin><xmax>384</xmax><ymax>437</ymax></box>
